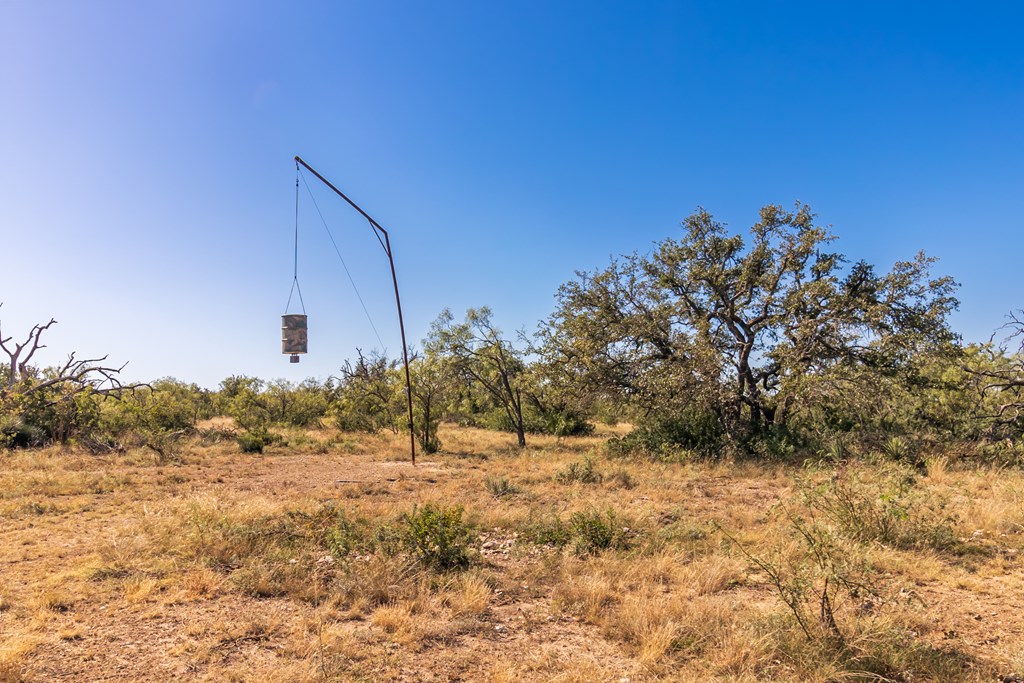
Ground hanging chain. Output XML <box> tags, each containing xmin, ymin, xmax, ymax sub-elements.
<box><xmin>285</xmin><ymin>162</ymin><xmax>307</xmax><ymax>315</ymax></box>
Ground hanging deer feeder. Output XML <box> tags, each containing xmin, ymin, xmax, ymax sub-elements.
<box><xmin>281</xmin><ymin>314</ymin><xmax>307</xmax><ymax>363</ymax></box>
<box><xmin>284</xmin><ymin>155</ymin><xmax>417</xmax><ymax>464</ymax></box>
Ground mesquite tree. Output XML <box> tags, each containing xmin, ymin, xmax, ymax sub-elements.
<box><xmin>408</xmin><ymin>349</ymin><xmax>452</xmax><ymax>454</ymax></box>
<box><xmin>426</xmin><ymin>307</ymin><xmax>529</xmax><ymax>447</ymax></box>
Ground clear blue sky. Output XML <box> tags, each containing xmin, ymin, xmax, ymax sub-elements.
<box><xmin>2</xmin><ymin>1</ymin><xmax>1021</xmax><ymax>388</ymax></box>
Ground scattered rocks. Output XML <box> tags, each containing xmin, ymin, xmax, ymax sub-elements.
<box><xmin>477</xmin><ymin>531</ymin><xmax>517</xmax><ymax>556</ymax></box>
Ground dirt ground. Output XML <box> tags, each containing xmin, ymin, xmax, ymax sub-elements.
<box><xmin>2</xmin><ymin>425</ymin><xmax>1023</xmax><ymax>682</ymax></box>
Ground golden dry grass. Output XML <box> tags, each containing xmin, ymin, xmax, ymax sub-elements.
<box><xmin>0</xmin><ymin>423</ymin><xmax>1021</xmax><ymax>681</ymax></box>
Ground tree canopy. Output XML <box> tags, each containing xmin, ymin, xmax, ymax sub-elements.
<box><xmin>538</xmin><ymin>203</ymin><xmax>960</xmax><ymax>441</ymax></box>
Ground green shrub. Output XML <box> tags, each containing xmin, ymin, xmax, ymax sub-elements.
<box><xmin>799</xmin><ymin>461</ymin><xmax>961</xmax><ymax>553</ymax></box>
<box><xmin>537</xmin><ymin>408</ymin><xmax>595</xmax><ymax>437</ymax></box>
<box><xmin>721</xmin><ymin>510</ymin><xmax>879</xmax><ymax>648</ymax></box>
<box><xmin>264</xmin><ymin>378</ymin><xmax>333</xmax><ymax>428</ymax></box>
<box><xmin>323</xmin><ymin>509</ymin><xmax>370</xmax><ymax>558</ymax></box>
<box><xmin>400</xmin><ymin>503</ymin><xmax>473</xmax><ymax>570</ymax></box>
<box><xmin>217</xmin><ymin>376</ymin><xmax>271</xmax><ymax>431</ymax></box>
<box><xmin>522</xmin><ymin>509</ymin><xmax>634</xmax><ymax>555</ymax></box>
<box><xmin>975</xmin><ymin>438</ymin><xmax>1024</xmax><ymax>467</ymax></box>
<box><xmin>0</xmin><ymin>414</ymin><xmax>45</xmax><ymax>449</ymax></box>
<box><xmin>522</xmin><ymin>515</ymin><xmax>572</xmax><ymax>547</ymax></box>
<box><xmin>555</xmin><ymin>457</ymin><xmax>603</xmax><ymax>484</ymax></box>
<box><xmin>416</xmin><ymin>414</ymin><xmax>441</xmax><ymax>454</ymax></box>
<box><xmin>568</xmin><ymin>509</ymin><xmax>631</xmax><ymax>556</ymax></box>
<box><xmin>743</xmin><ymin>426</ymin><xmax>804</xmax><ymax>460</ymax></box>
<box><xmin>236</xmin><ymin>428</ymin><xmax>281</xmax><ymax>454</ymax></box>
<box><xmin>606</xmin><ymin>414</ymin><xmax>720</xmax><ymax>461</ymax></box>
<box><xmin>144</xmin><ymin>378</ymin><xmax>214</xmax><ymax>431</ymax></box>
<box><xmin>472</xmin><ymin>403</ymin><xmax>594</xmax><ymax>438</ymax></box>
<box><xmin>330</xmin><ymin>351</ymin><xmax>401</xmax><ymax>434</ymax></box>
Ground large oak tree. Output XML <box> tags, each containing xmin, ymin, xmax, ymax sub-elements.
<box><xmin>538</xmin><ymin>204</ymin><xmax>959</xmax><ymax>438</ymax></box>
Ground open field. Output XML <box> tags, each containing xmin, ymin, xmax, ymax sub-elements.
<box><xmin>1</xmin><ymin>423</ymin><xmax>1023</xmax><ymax>682</ymax></box>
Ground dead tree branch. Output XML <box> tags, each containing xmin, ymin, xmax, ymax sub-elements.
<box><xmin>0</xmin><ymin>313</ymin><xmax>143</xmax><ymax>405</ymax></box>
<box><xmin>962</xmin><ymin>309</ymin><xmax>1024</xmax><ymax>429</ymax></box>
<box><xmin>0</xmin><ymin>315</ymin><xmax>57</xmax><ymax>388</ymax></box>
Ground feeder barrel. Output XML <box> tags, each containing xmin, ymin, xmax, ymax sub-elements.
<box><xmin>282</xmin><ymin>314</ymin><xmax>308</xmax><ymax>355</ymax></box>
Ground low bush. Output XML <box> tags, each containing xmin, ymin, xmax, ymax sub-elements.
<box><xmin>0</xmin><ymin>414</ymin><xmax>45</xmax><ymax>449</ymax></box>
<box><xmin>523</xmin><ymin>509</ymin><xmax>633</xmax><ymax>556</ymax></box>
<box><xmin>721</xmin><ymin>507</ymin><xmax>882</xmax><ymax>650</ymax></box>
<box><xmin>536</xmin><ymin>408</ymin><xmax>595</xmax><ymax>437</ymax></box>
<box><xmin>569</xmin><ymin>509</ymin><xmax>632</xmax><ymax>556</ymax></box>
<box><xmin>555</xmin><ymin>457</ymin><xmax>603</xmax><ymax>484</ymax></box>
<box><xmin>799</xmin><ymin>460</ymin><xmax>961</xmax><ymax>553</ymax></box>
<box><xmin>236</xmin><ymin>428</ymin><xmax>282</xmax><ymax>454</ymax></box>
<box><xmin>400</xmin><ymin>503</ymin><xmax>473</xmax><ymax>571</ymax></box>
<box><xmin>522</xmin><ymin>514</ymin><xmax>572</xmax><ymax>547</ymax></box>
<box><xmin>606</xmin><ymin>414</ymin><xmax>719</xmax><ymax>461</ymax></box>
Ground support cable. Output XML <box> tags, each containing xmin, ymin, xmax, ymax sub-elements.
<box><xmin>299</xmin><ymin>168</ymin><xmax>387</xmax><ymax>352</ymax></box>
<box><xmin>285</xmin><ymin>165</ymin><xmax>307</xmax><ymax>314</ymax></box>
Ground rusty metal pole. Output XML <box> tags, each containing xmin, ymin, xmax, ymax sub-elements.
<box><xmin>294</xmin><ymin>155</ymin><xmax>417</xmax><ymax>465</ymax></box>
<box><xmin>383</xmin><ymin>232</ymin><xmax>418</xmax><ymax>466</ymax></box>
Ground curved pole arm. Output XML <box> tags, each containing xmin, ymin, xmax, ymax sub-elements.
<box><xmin>294</xmin><ymin>155</ymin><xmax>417</xmax><ymax>465</ymax></box>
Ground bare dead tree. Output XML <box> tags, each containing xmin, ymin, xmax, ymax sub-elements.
<box><xmin>0</xmin><ymin>308</ymin><xmax>140</xmax><ymax>406</ymax></box>
<box><xmin>1</xmin><ymin>315</ymin><xmax>56</xmax><ymax>389</ymax></box>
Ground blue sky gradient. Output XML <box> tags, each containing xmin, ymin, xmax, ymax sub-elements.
<box><xmin>2</xmin><ymin>1</ymin><xmax>1022</xmax><ymax>387</ymax></box>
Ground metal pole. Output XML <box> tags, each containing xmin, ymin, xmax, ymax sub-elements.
<box><xmin>294</xmin><ymin>155</ymin><xmax>417</xmax><ymax>465</ymax></box>
<box><xmin>383</xmin><ymin>232</ymin><xmax>418</xmax><ymax>466</ymax></box>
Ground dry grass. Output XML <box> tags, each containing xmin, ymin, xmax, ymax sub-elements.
<box><xmin>0</xmin><ymin>423</ymin><xmax>1021</xmax><ymax>681</ymax></box>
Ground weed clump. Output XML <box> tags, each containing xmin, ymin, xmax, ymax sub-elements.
<box><xmin>523</xmin><ymin>515</ymin><xmax>572</xmax><ymax>547</ymax></box>
<box><xmin>523</xmin><ymin>509</ymin><xmax>633</xmax><ymax>556</ymax></box>
<box><xmin>555</xmin><ymin>457</ymin><xmax>603</xmax><ymax>485</ymax></box>
<box><xmin>400</xmin><ymin>503</ymin><xmax>473</xmax><ymax>571</ymax></box>
<box><xmin>484</xmin><ymin>476</ymin><xmax>520</xmax><ymax>498</ymax></box>
<box><xmin>569</xmin><ymin>509</ymin><xmax>632</xmax><ymax>556</ymax></box>
<box><xmin>799</xmin><ymin>460</ymin><xmax>962</xmax><ymax>553</ymax></box>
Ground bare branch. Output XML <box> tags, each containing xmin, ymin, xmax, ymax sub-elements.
<box><xmin>1</xmin><ymin>315</ymin><xmax>143</xmax><ymax>407</ymax></box>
